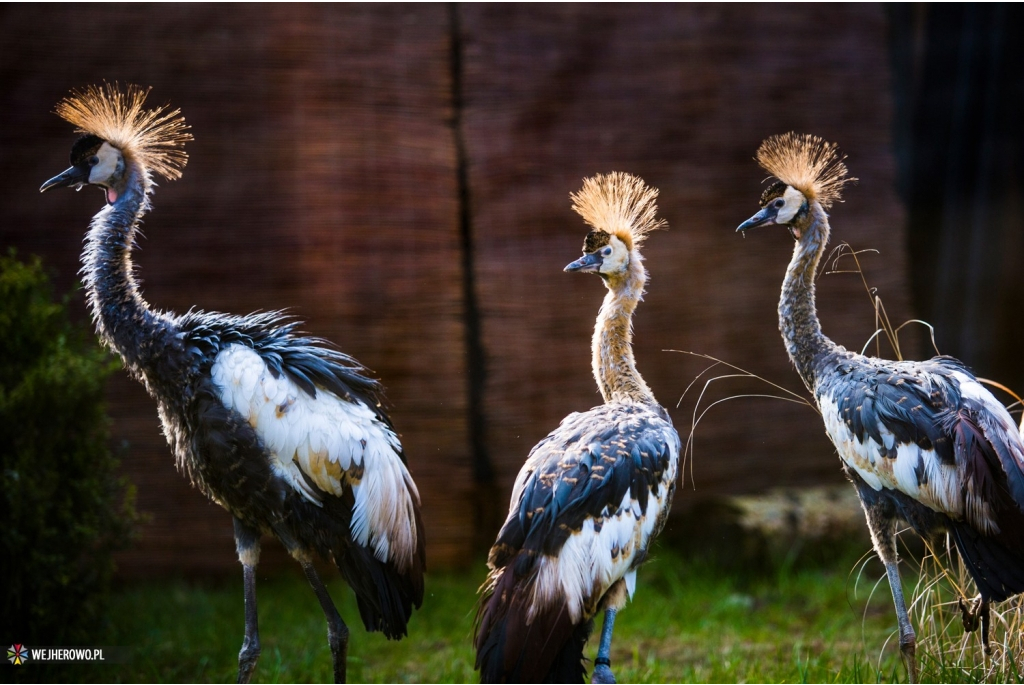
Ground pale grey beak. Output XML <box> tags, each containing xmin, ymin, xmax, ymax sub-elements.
<box><xmin>40</xmin><ymin>165</ymin><xmax>88</xmax><ymax>193</ymax></box>
<box><xmin>564</xmin><ymin>252</ymin><xmax>602</xmax><ymax>273</ymax></box>
<box><xmin>736</xmin><ymin>206</ymin><xmax>778</xmax><ymax>232</ymax></box>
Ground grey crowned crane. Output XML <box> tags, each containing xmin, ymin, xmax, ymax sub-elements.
<box><xmin>39</xmin><ymin>84</ymin><xmax>425</xmax><ymax>684</ymax></box>
<box><xmin>474</xmin><ymin>173</ymin><xmax>680</xmax><ymax>684</ymax></box>
<box><xmin>736</xmin><ymin>133</ymin><xmax>1024</xmax><ymax>683</ymax></box>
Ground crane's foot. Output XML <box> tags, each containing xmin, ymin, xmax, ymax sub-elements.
<box><xmin>237</xmin><ymin>635</ymin><xmax>261</xmax><ymax>684</ymax></box>
<box><xmin>592</xmin><ymin>658</ymin><xmax>616</xmax><ymax>684</ymax></box>
<box><xmin>959</xmin><ymin>596</ymin><xmax>981</xmax><ymax>632</ymax></box>
<box><xmin>958</xmin><ymin>596</ymin><xmax>991</xmax><ymax>655</ymax></box>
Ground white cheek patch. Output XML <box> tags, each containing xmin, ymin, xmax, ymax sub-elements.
<box><xmin>598</xmin><ymin>237</ymin><xmax>630</xmax><ymax>275</ymax></box>
<box><xmin>775</xmin><ymin>185</ymin><xmax>806</xmax><ymax>224</ymax></box>
<box><xmin>88</xmin><ymin>142</ymin><xmax>122</xmax><ymax>185</ymax></box>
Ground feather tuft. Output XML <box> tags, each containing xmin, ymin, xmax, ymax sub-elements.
<box><xmin>755</xmin><ymin>132</ymin><xmax>856</xmax><ymax>209</ymax></box>
<box><xmin>571</xmin><ymin>172</ymin><xmax>666</xmax><ymax>250</ymax></box>
<box><xmin>55</xmin><ymin>82</ymin><xmax>191</xmax><ymax>181</ymax></box>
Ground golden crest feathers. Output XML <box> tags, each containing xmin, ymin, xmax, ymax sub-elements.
<box><xmin>571</xmin><ymin>172</ymin><xmax>666</xmax><ymax>250</ymax></box>
<box><xmin>55</xmin><ymin>83</ymin><xmax>191</xmax><ymax>181</ymax></box>
<box><xmin>755</xmin><ymin>133</ymin><xmax>855</xmax><ymax>209</ymax></box>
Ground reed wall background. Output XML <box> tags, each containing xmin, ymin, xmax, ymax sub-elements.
<box><xmin>2</xmin><ymin>4</ymin><xmax>1019</xmax><ymax>576</ymax></box>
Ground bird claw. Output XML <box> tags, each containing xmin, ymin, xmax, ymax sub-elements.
<box><xmin>958</xmin><ymin>596</ymin><xmax>982</xmax><ymax>632</ymax></box>
<box><xmin>958</xmin><ymin>595</ymin><xmax>993</xmax><ymax>656</ymax></box>
<box><xmin>591</xmin><ymin>663</ymin><xmax>617</xmax><ymax>684</ymax></box>
<box><xmin>958</xmin><ymin>593</ymin><xmax>983</xmax><ymax>630</ymax></box>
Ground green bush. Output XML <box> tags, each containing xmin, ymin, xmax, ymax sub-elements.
<box><xmin>0</xmin><ymin>252</ymin><xmax>138</xmax><ymax>647</ymax></box>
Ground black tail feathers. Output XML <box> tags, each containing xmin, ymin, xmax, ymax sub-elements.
<box><xmin>952</xmin><ymin>520</ymin><xmax>1024</xmax><ymax>602</ymax></box>
<box><xmin>335</xmin><ymin>539</ymin><xmax>425</xmax><ymax>640</ymax></box>
<box><xmin>475</xmin><ymin>565</ymin><xmax>593</xmax><ymax>683</ymax></box>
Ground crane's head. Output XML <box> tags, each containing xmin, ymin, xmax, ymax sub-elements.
<box><xmin>736</xmin><ymin>133</ymin><xmax>854</xmax><ymax>240</ymax></box>
<box><xmin>736</xmin><ymin>180</ymin><xmax>811</xmax><ymax>239</ymax></box>
<box><xmin>40</xmin><ymin>83</ymin><xmax>190</xmax><ymax>205</ymax></box>
<box><xmin>564</xmin><ymin>230</ymin><xmax>631</xmax><ymax>276</ymax></box>
<box><xmin>564</xmin><ymin>172</ymin><xmax>665</xmax><ymax>283</ymax></box>
<box><xmin>41</xmin><ymin>133</ymin><xmax>126</xmax><ymax>204</ymax></box>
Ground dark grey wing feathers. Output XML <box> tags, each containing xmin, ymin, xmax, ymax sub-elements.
<box><xmin>496</xmin><ymin>404</ymin><xmax>676</xmax><ymax>562</ymax></box>
<box><xmin>177</xmin><ymin>308</ymin><xmax>390</xmax><ymax>412</ymax></box>
<box><xmin>820</xmin><ymin>351</ymin><xmax>1024</xmax><ymax>513</ymax></box>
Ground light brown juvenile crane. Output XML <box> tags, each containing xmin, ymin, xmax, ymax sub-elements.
<box><xmin>736</xmin><ymin>133</ymin><xmax>1024</xmax><ymax>682</ymax></box>
<box><xmin>474</xmin><ymin>172</ymin><xmax>680</xmax><ymax>684</ymax></box>
<box><xmin>40</xmin><ymin>84</ymin><xmax>425</xmax><ymax>684</ymax></box>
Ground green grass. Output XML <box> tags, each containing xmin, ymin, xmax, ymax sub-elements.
<box><xmin>34</xmin><ymin>548</ymin><xmax>932</xmax><ymax>683</ymax></box>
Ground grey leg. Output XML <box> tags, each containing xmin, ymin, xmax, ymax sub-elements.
<box><xmin>301</xmin><ymin>560</ymin><xmax>349</xmax><ymax>684</ymax></box>
<box><xmin>883</xmin><ymin>558</ymin><xmax>918</xmax><ymax>683</ymax></box>
<box><xmin>861</xmin><ymin>499</ymin><xmax>918</xmax><ymax>683</ymax></box>
<box><xmin>234</xmin><ymin>519</ymin><xmax>262</xmax><ymax>684</ymax></box>
<box><xmin>591</xmin><ymin>608</ymin><xmax>617</xmax><ymax>684</ymax></box>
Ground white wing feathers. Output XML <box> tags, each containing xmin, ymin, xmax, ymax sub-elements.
<box><xmin>210</xmin><ymin>344</ymin><xmax>420</xmax><ymax>569</ymax></box>
<box><xmin>531</xmin><ymin>486</ymin><xmax>667</xmax><ymax>623</ymax></box>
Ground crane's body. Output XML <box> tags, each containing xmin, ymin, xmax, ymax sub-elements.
<box><xmin>812</xmin><ymin>342</ymin><xmax>1024</xmax><ymax>596</ymax></box>
<box><xmin>818</xmin><ymin>353</ymin><xmax>1024</xmax><ymax>556</ymax></box>
<box><xmin>41</xmin><ymin>84</ymin><xmax>423</xmax><ymax>683</ymax></box>
<box><xmin>475</xmin><ymin>173</ymin><xmax>679</xmax><ymax>683</ymax></box>
<box><xmin>477</xmin><ymin>402</ymin><xmax>678</xmax><ymax>683</ymax></box>
<box><xmin>738</xmin><ymin>133</ymin><xmax>1024</xmax><ymax>682</ymax></box>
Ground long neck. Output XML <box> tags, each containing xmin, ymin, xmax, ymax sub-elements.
<box><xmin>592</xmin><ymin>253</ymin><xmax>656</xmax><ymax>405</ymax></box>
<box><xmin>779</xmin><ymin>202</ymin><xmax>835</xmax><ymax>391</ymax></box>
<box><xmin>81</xmin><ymin>162</ymin><xmax>169</xmax><ymax>371</ymax></box>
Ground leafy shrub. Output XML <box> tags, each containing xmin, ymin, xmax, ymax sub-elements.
<box><xmin>0</xmin><ymin>252</ymin><xmax>138</xmax><ymax>646</ymax></box>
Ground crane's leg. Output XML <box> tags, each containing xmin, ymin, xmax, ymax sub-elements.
<box><xmin>592</xmin><ymin>577</ymin><xmax>630</xmax><ymax>684</ymax></box>
<box><xmin>981</xmin><ymin>598</ymin><xmax>991</xmax><ymax>656</ymax></box>
<box><xmin>301</xmin><ymin>560</ymin><xmax>349</xmax><ymax>684</ymax></box>
<box><xmin>862</xmin><ymin>499</ymin><xmax>918</xmax><ymax>684</ymax></box>
<box><xmin>592</xmin><ymin>608</ymin><xmax>618</xmax><ymax>684</ymax></box>
<box><xmin>234</xmin><ymin>519</ymin><xmax>262</xmax><ymax>684</ymax></box>
<box><xmin>883</xmin><ymin>558</ymin><xmax>918</xmax><ymax>683</ymax></box>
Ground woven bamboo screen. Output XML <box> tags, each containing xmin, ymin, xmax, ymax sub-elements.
<box><xmin>1</xmin><ymin>4</ymin><xmax>912</xmax><ymax>575</ymax></box>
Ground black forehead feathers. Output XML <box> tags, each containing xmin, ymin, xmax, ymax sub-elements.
<box><xmin>70</xmin><ymin>134</ymin><xmax>104</xmax><ymax>165</ymax></box>
<box><xmin>759</xmin><ymin>180</ymin><xmax>788</xmax><ymax>207</ymax></box>
<box><xmin>582</xmin><ymin>230</ymin><xmax>611</xmax><ymax>253</ymax></box>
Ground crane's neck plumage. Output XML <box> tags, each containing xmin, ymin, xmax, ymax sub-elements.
<box><xmin>593</xmin><ymin>252</ymin><xmax>656</xmax><ymax>405</ymax></box>
<box><xmin>81</xmin><ymin>159</ymin><xmax>171</xmax><ymax>372</ymax></box>
<box><xmin>779</xmin><ymin>202</ymin><xmax>836</xmax><ymax>392</ymax></box>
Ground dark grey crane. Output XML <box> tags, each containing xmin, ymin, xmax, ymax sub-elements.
<box><xmin>40</xmin><ymin>84</ymin><xmax>425</xmax><ymax>684</ymax></box>
<box><xmin>474</xmin><ymin>173</ymin><xmax>680</xmax><ymax>684</ymax></box>
<box><xmin>736</xmin><ymin>132</ymin><xmax>1024</xmax><ymax>683</ymax></box>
